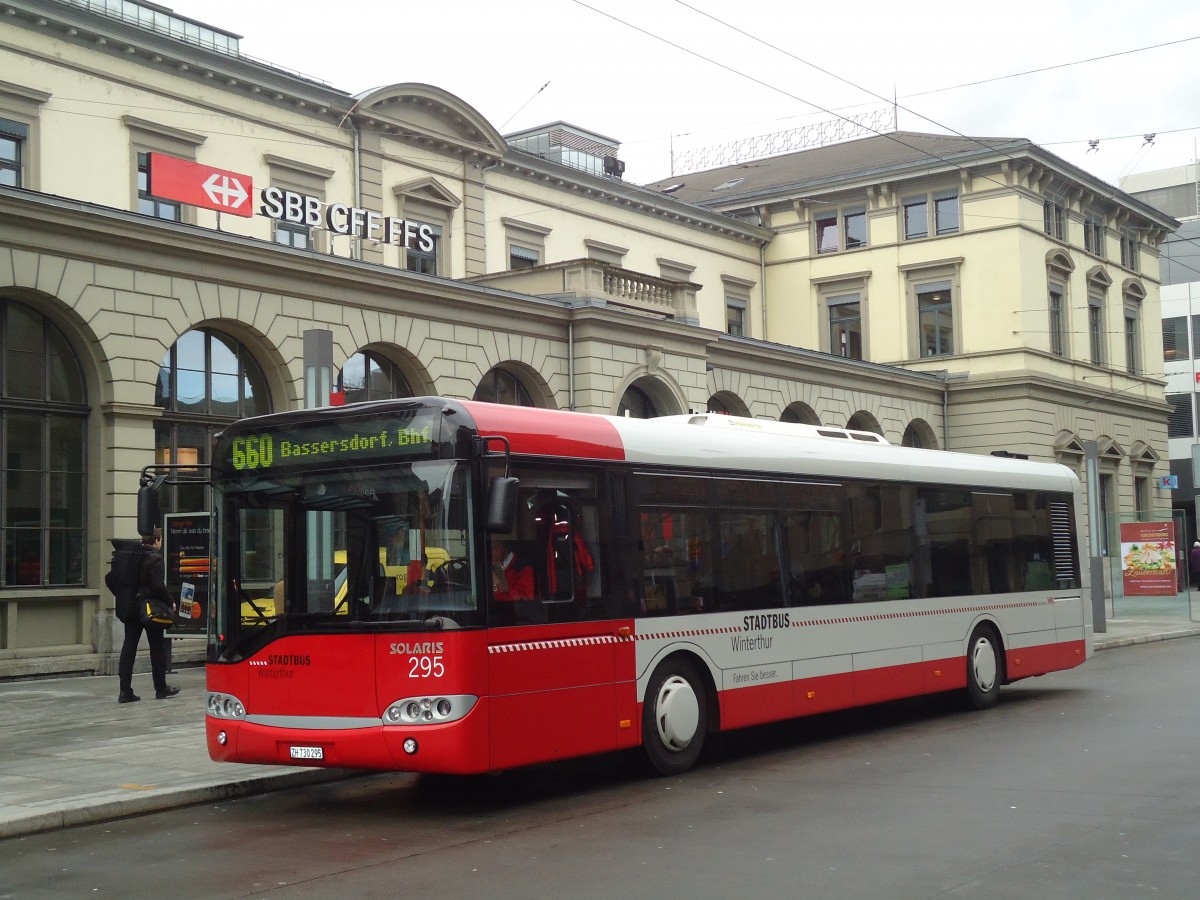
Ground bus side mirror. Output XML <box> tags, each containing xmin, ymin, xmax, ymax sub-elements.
<box><xmin>486</xmin><ymin>477</ymin><xmax>519</xmax><ymax>534</ymax></box>
<box><xmin>137</xmin><ymin>476</ymin><xmax>166</xmax><ymax>537</ymax></box>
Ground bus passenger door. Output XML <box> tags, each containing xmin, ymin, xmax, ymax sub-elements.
<box><xmin>486</xmin><ymin>490</ymin><xmax>624</xmax><ymax>770</ymax></box>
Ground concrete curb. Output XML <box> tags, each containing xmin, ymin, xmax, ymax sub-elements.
<box><xmin>1094</xmin><ymin>626</ymin><xmax>1200</xmax><ymax>651</ymax></box>
<box><xmin>0</xmin><ymin>768</ymin><xmax>358</xmax><ymax>840</ymax></box>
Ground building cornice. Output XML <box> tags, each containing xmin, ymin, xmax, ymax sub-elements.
<box><xmin>499</xmin><ymin>152</ymin><xmax>774</xmax><ymax>245</ymax></box>
<box><xmin>5</xmin><ymin>0</ymin><xmax>358</xmax><ymax>124</ymax></box>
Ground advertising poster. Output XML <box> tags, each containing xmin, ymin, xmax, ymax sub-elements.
<box><xmin>164</xmin><ymin>512</ymin><xmax>212</xmax><ymax>632</ymax></box>
<box><xmin>1119</xmin><ymin>521</ymin><xmax>1176</xmax><ymax>597</ymax></box>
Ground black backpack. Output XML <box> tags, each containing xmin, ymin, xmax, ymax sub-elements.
<box><xmin>105</xmin><ymin>538</ymin><xmax>146</xmax><ymax>624</ymax></box>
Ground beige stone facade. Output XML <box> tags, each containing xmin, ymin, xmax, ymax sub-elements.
<box><xmin>0</xmin><ymin>0</ymin><xmax>1178</xmax><ymax>677</ymax></box>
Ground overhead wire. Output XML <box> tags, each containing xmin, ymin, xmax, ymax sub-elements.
<box><xmin>570</xmin><ymin>0</ymin><xmax>1191</xmax><ymax>219</ymax></box>
<box><xmin>586</xmin><ymin>0</ymin><xmax>1198</xmax><ymax>217</ymax></box>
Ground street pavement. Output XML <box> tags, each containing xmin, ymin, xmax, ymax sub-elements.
<box><xmin>1</xmin><ymin>616</ymin><xmax>1197</xmax><ymax>840</ymax></box>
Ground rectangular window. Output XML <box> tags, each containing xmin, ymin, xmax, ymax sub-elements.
<box><xmin>903</xmin><ymin>196</ymin><xmax>928</xmax><ymax>239</ymax></box>
<box><xmin>274</xmin><ymin>221</ymin><xmax>310</xmax><ymax>250</ymax></box>
<box><xmin>843</xmin><ymin>206</ymin><xmax>867</xmax><ymax>249</ymax></box>
<box><xmin>726</xmin><ymin>299</ymin><xmax>746</xmax><ymax>336</ymax></box>
<box><xmin>1084</xmin><ymin>211</ymin><xmax>1105</xmax><ymax>255</ymax></box>
<box><xmin>917</xmin><ymin>281</ymin><xmax>953</xmax><ymax>356</ymax></box>
<box><xmin>1167</xmin><ymin>393</ymin><xmax>1194</xmax><ymax>438</ymax></box>
<box><xmin>1048</xmin><ymin>285</ymin><xmax>1066</xmax><ymax>357</ymax></box>
<box><xmin>1043</xmin><ymin>198</ymin><xmax>1065</xmax><ymax>240</ymax></box>
<box><xmin>815</xmin><ymin>206</ymin><xmax>867</xmax><ymax>253</ymax></box>
<box><xmin>509</xmin><ymin>245</ymin><xmax>540</xmax><ymax>270</ymax></box>
<box><xmin>1163</xmin><ymin>316</ymin><xmax>1188</xmax><ymax>361</ymax></box>
<box><xmin>136</xmin><ymin>152</ymin><xmax>181</xmax><ymax>221</ymax></box>
<box><xmin>904</xmin><ymin>190</ymin><xmax>959</xmax><ymax>240</ymax></box>
<box><xmin>933</xmin><ymin>191</ymin><xmax>959</xmax><ymax>235</ymax></box>
<box><xmin>815</xmin><ymin>211</ymin><xmax>839</xmax><ymax>253</ymax></box>
<box><xmin>0</xmin><ymin>118</ymin><xmax>27</xmax><ymax>187</ymax></box>
<box><xmin>829</xmin><ymin>294</ymin><xmax>863</xmax><ymax>359</ymax></box>
<box><xmin>406</xmin><ymin>223</ymin><xmax>441</xmax><ymax>276</ymax></box>
<box><xmin>1134</xmin><ymin>477</ymin><xmax>1149</xmax><ymax>522</ymax></box>
<box><xmin>1088</xmin><ymin>292</ymin><xmax>1105</xmax><ymax>366</ymax></box>
<box><xmin>1125</xmin><ymin>307</ymin><xmax>1140</xmax><ymax>375</ymax></box>
<box><xmin>1120</xmin><ymin>229</ymin><xmax>1138</xmax><ymax>271</ymax></box>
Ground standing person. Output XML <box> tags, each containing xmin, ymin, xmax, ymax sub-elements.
<box><xmin>117</xmin><ymin>529</ymin><xmax>180</xmax><ymax>703</ymax></box>
<box><xmin>490</xmin><ymin>539</ymin><xmax>534</xmax><ymax>601</ymax></box>
<box><xmin>1190</xmin><ymin>541</ymin><xmax>1200</xmax><ymax>591</ymax></box>
<box><xmin>386</xmin><ymin>525</ymin><xmax>410</xmax><ymax>567</ymax></box>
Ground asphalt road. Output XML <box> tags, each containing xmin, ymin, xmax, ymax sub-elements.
<box><xmin>3</xmin><ymin>639</ymin><xmax>1199</xmax><ymax>900</ymax></box>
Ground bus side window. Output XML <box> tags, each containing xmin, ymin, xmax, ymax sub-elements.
<box><xmin>639</xmin><ymin>508</ymin><xmax>710</xmax><ymax>616</ymax></box>
<box><xmin>713</xmin><ymin>509</ymin><xmax>782</xmax><ymax>611</ymax></box>
<box><xmin>530</xmin><ymin>496</ymin><xmax>599</xmax><ymax>621</ymax></box>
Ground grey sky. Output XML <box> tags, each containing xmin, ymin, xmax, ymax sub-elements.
<box><xmin>164</xmin><ymin>0</ymin><xmax>1200</xmax><ymax>188</ymax></box>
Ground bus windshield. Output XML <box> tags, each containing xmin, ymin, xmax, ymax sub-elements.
<box><xmin>213</xmin><ymin>459</ymin><xmax>479</xmax><ymax>659</ymax></box>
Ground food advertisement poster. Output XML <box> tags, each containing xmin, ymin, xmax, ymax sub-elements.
<box><xmin>1119</xmin><ymin>522</ymin><xmax>1176</xmax><ymax>597</ymax></box>
<box><xmin>164</xmin><ymin>512</ymin><xmax>211</xmax><ymax>632</ymax></box>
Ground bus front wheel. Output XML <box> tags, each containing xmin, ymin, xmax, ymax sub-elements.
<box><xmin>966</xmin><ymin>625</ymin><xmax>1003</xmax><ymax>710</ymax></box>
<box><xmin>642</xmin><ymin>658</ymin><xmax>707</xmax><ymax>776</ymax></box>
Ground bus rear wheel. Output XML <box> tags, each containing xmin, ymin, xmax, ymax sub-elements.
<box><xmin>966</xmin><ymin>625</ymin><xmax>1003</xmax><ymax>710</ymax></box>
<box><xmin>642</xmin><ymin>658</ymin><xmax>707</xmax><ymax>776</ymax></box>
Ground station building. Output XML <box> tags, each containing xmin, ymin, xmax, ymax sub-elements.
<box><xmin>0</xmin><ymin>0</ymin><xmax>1178</xmax><ymax>677</ymax></box>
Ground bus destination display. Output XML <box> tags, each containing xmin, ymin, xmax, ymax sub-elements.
<box><xmin>227</xmin><ymin>416</ymin><xmax>437</xmax><ymax>472</ymax></box>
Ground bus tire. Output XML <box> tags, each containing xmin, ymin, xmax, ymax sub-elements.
<box><xmin>642</xmin><ymin>657</ymin><xmax>707</xmax><ymax>776</ymax></box>
<box><xmin>965</xmin><ymin>625</ymin><xmax>1003</xmax><ymax>710</ymax></box>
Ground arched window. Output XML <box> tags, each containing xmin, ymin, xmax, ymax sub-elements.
<box><xmin>154</xmin><ymin>328</ymin><xmax>270</xmax><ymax>513</ymax></box>
<box><xmin>846</xmin><ymin>412</ymin><xmax>882</xmax><ymax>434</ymax></box>
<box><xmin>0</xmin><ymin>300</ymin><xmax>87</xmax><ymax>586</ymax></box>
<box><xmin>781</xmin><ymin>403</ymin><xmax>820</xmax><ymax>425</ymax></box>
<box><xmin>902</xmin><ymin>421</ymin><xmax>937</xmax><ymax>448</ymax></box>
<box><xmin>338</xmin><ymin>350</ymin><xmax>413</xmax><ymax>404</ymax></box>
<box><xmin>474</xmin><ymin>367</ymin><xmax>534</xmax><ymax>407</ymax></box>
<box><xmin>618</xmin><ymin>385</ymin><xmax>658</xmax><ymax>419</ymax></box>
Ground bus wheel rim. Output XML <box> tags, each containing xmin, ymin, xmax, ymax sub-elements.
<box><xmin>655</xmin><ymin>675</ymin><xmax>700</xmax><ymax>751</ymax></box>
<box><xmin>971</xmin><ymin>637</ymin><xmax>997</xmax><ymax>692</ymax></box>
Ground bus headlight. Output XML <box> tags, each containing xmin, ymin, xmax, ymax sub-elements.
<box><xmin>207</xmin><ymin>691</ymin><xmax>247</xmax><ymax>720</ymax></box>
<box><xmin>383</xmin><ymin>694</ymin><xmax>477</xmax><ymax>725</ymax></box>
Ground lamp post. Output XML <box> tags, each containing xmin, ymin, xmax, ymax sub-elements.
<box><xmin>1083</xmin><ymin>440</ymin><xmax>1107</xmax><ymax>634</ymax></box>
<box><xmin>302</xmin><ymin>330</ymin><xmax>334</xmax><ymax>596</ymax></box>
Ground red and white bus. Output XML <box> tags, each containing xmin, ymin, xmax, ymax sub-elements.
<box><xmin>200</xmin><ymin>397</ymin><xmax>1089</xmax><ymax>775</ymax></box>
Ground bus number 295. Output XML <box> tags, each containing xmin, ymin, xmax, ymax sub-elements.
<box><xmin>409</xmin><ymin>656</ymin><xmax>445</xmax><ymax>678</ymax></box>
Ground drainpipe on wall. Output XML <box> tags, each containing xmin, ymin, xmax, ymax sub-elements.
<box><xmin>337</xmin><ymin>101</ymin><xmax>363</xmax><ymax>260</ymax></box>
<box><xmin>350</xmin><ymin>121</ymin><xmax>361</xmax><ymax>260</ymax></box>
<box><xmin>759</xmin><ymin>239</ymin><xmax>769</xmax><ymax>341</ymax></box>
<box><xmin>936</xmin><ymin>369</ymin><xmax>969</xmax><ymax>450</ymax></box>
<box><xmin>476</xmin><ymin>158</ymin><xmax>502</xmax><ymax>274</ymax></box>
<box><xmin>942</xmin><ymin>381</ymin><xmax>950</xmax><ymax>449</ymax></box>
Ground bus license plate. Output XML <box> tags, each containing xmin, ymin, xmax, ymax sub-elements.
<box><xmin>289</xmin><ymin>746</ymin><xmax>323</xmax><ymax>760</ymax></box>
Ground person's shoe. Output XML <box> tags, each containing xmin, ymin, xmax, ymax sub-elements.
<box><xmin>118</xmin><ymin>692</ymin><xmax>140</xmax><ymax>703</ymax></box>
<box><xmin>155</xmin><ymin>686</ymin><xmax>180</xmax><ymax>700</ymax></box>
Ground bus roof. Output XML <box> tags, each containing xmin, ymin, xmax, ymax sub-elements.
<box><xmin>459</xmin><ymin>402</ymin><xmax>1079</xmax><ymax>495</ymax></box>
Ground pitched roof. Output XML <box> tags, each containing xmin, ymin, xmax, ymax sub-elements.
<box><xmin>643</xmin><ymin>131</ymin><xmax>1030</xmax><ymax>207</ymax></box>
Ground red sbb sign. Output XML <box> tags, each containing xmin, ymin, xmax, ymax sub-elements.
<box><xmin>148</xmin><ymin>152</ymin><xmax>253</xmax><ymax>217</ymax></box>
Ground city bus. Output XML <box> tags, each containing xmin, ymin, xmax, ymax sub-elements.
<box><xmin>197</xmin><ymin>397</ymin><xmax>1089</xmax><ymax>776</ymax></box>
